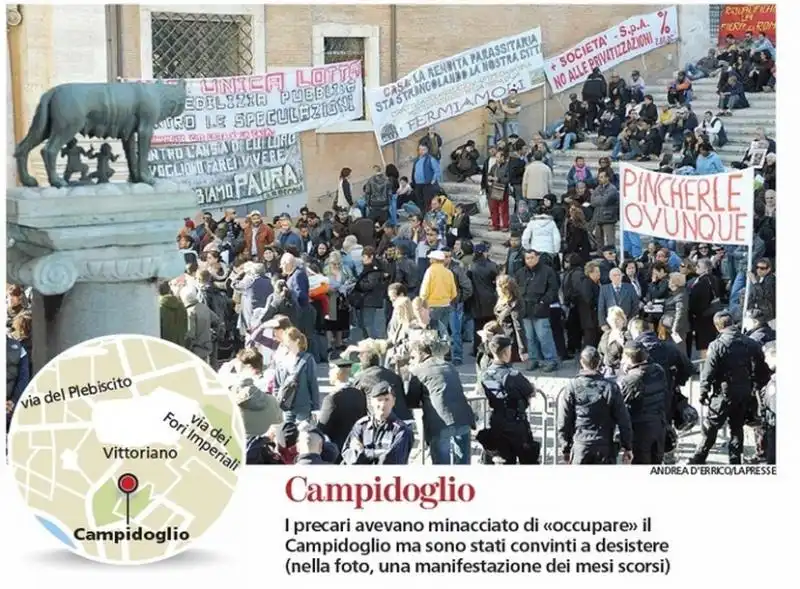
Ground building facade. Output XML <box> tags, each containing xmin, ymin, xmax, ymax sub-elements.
<box><xmin>7</xmin><ymin>3</ymin><xmax>713</xmax><ymax>214</ymax></box>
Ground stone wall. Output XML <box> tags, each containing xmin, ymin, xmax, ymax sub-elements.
<box><xmin>10</xmin><ymin>3</ymin><xmax>691</xmax><ymax>211</ymax></box>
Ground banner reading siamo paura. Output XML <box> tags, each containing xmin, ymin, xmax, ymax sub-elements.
<box><xmin>149</xmin><ymin>134</ymin><xmax>305</xmax><ymax>208</ymax></box>
<box><xmin>367</xmin><ymin>28</ymin><xmax>544</xmax><ymax>146</ymax></box>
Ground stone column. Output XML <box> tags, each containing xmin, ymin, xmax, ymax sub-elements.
<box><xmin>7</xmin><ymin>180</ymin><xmax>197</xmax><ymax>369</ymax></box>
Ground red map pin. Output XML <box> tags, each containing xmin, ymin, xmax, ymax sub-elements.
<box><xmin>118</xmin><ymin>473</ymin><xmax>139</xmax><ymax>494</ymax></box>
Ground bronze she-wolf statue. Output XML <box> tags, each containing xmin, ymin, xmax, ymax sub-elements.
<box><xmin>14</xmin><ymin>79</ymin><xmax>187</xmax><ymax>188</ymax></box>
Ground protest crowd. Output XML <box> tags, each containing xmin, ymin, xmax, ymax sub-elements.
<box><xmin>6</xmin><ymin>25</ymin><xmax>777</xmax><ymax>468</ymax></box>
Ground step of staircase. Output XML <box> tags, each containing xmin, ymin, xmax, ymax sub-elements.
<box><xmin>426</xmin><ymin>70</ymin><xmax>776</xmax><ymax>267</ymax></box>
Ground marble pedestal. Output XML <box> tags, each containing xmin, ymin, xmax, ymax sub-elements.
<box><xmin>7</xmin><ymin>180</ymin><xmax>198</xmax><ymax>370</ymax></box>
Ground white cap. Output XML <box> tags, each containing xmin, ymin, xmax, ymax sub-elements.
<box><xmin>428</xmin><ymin>250</ymin><xmax>446</xmax><ymax>261</ymax></box>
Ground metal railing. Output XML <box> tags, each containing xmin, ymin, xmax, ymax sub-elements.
<box><xmin>409</xmin><ymin>388</ymin><xmax>551</xmax><ymax>465</ymax></box>
<box><xmin>550</xmin><ymin>358</ymin><xmax>732</xmax><ymax>465</ymax></box>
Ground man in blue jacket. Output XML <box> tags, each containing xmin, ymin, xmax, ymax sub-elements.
<box><xmin>411</xmin><ymin>144</ymin><xmax>442</xmax><ymax>212</ymax></box>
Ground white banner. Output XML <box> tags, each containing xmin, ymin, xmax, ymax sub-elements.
<box><xmin>151</xmin><ymin>61</ymin><xmax>364</xmax><ymax>145</ymax></box>
<box><xmin>367</xmin><ymin>28</ymin><xmax>545</xmax><ymax>146</ymax></box>
<box><xmin>545</xmin><ymin>7</ymin><xmax>679</xmax><ymax>94</ymax></box>
<box><xmin>619</xmin><ymin>164</ymin><xmax>754</xmax><ymax>246</ymax></box>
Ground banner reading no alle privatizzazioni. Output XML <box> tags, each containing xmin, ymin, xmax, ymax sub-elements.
<box><xmin>367</xmin><ymin>28</ymin><xmax>545</xmax><ymax>146</ymax></box>
<box><xmin>619</xmin><ymin>164</ymin><xmax>754</xmax><ymax>247</ymax></box>
<box><xmin>545</xmin><ymin>7</ymin><xmax>679</xmax><ymax>94</ymax></box>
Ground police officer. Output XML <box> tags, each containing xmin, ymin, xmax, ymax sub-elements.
<box><xmin>295</xmin><ymin>427</ymin><xmax>340</xmax><ymax>465</ymax></box>
<box><xmin>689</xmin><ymin>311</ymin><xmax>771</xmax><ymax>464</ymax></box>
<box><xmin>618</xmin><ymin>343</ymin><xmax>668</xmax><ymax>464</ymax></box>
<box><xmin>341</xmin><ymin>382</ymin><xmax>414</xmax><ymax>465</ymax></box>
<box><xmin>557</xmin><ymin>346</ymin><xmax>633</xmax><ymax>465</ymax></box>
<box><xmin>477</xmin><ymin>335</ymin><xmax>540</xmax><ymax>464</ymax></box>
<box><xmin>6</xmin><ymin>335</ymin><xmax>30</xmax><ymax>431</ymax></box>
<box><xmin>761</xmin><ymin>341</ymin><xmax>776</xmax><ymax>465</ymax></box>
<box><xmin>628</xmin><ymin>318</ymin><xmax>693</xmax><ymax>421</ymax></box>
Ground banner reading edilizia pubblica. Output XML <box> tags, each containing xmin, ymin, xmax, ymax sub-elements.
<box><xmin>151</xmin><ymin>60</ymin><xmax>364</xmax><ymax>145</ymax></box>
<box><xmin>149</xmin><ymin>135</ymin><xmax>305</xmax><ymax>208</ymax></box>
<box><xmin>367</xmin><ymin>28</ymin><xmax>544</xmax><ymax>146</ymax></box>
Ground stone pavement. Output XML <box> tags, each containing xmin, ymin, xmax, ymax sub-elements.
<box><xmin>315</xmin><ymin>353</ymin><xmax>755</xmax><ymax>466</ymax></box>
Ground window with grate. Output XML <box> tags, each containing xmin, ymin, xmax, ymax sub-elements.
<box><xmin>709</xmin><ymin>5</ymin><xmax>723</xmax><ymax>44</ymax></box>
<box><xmin>324</xmin><ymin>37</ymin><xmax>366</xmax><ymax>121</ymax></box>
<box><xmin>151</xmin><ymin>12</ymin><xmax>254</xmax><ymax>79</ymax></box>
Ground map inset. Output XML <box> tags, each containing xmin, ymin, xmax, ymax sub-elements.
<box><xmin>8</xmin><ymin>334</ymin><xmax>245</xmax><ymax>565</ymax></box>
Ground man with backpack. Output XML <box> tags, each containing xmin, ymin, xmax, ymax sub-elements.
<box><xmin>364</xmin><ymin>165</ymin><xmax>391</xmax><ymax>224</ymax></box>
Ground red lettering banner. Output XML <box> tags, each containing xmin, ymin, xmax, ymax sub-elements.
<box><xmin>619</xmin><ymin>164</ymin><xmax>754</xmax><ymax>246</ymax></box>
<box><xmin>718</xmin><ymin>4</ymin><xmax>776</xmax><ymax>45</ymax></box>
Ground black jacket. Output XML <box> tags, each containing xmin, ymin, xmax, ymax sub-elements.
<box><xmin>557</xmin><ymin>371</ymin><xmax>632</xmax><ymax>452</ymax></box>
<box><xmin>355</xmin><ymin>262</ymin><xmax>388</xmax><ymax>308</ymax></box>
<box><xmin>480</xmin><ymin>362</ymin><xmax>535</xmax><ymax>424</ymax></box>
<box><xmin>507</xmin><ymin>157</ymin><xmax>526</xmax><ymax>187</ymax></box>
<box><xmin>639</xmin><ymin>102</ymin><xmax>658</xmax><ymax>125</ymax></box>
<box><xmin>514</xmin><ymin>262</ymin><xmax>560</xmax><ymax>319</ymax></box>
<box><xmin>748</xmin><ymin>272</ymin><xmax>776</xmax><ymax>322</ymax></box>
<box><xmin>619</xmin><ymin>361</ymin><xmax>668</xmax><ymax>425</ymax></box>
<box><xmin>747</xmin><ymin>325</ymin><xmax>776</xmax><ymax>346</ymax></box>
<box><xmin>350</xmin><ymin>218</ymin><xmax>375</xmax><ymax>247</ymax></box>
<box><xmin>634</xmin><ymin>331</ymin><xmax>693</xmax><ymax>417</ymax></box>
<box><xmin>647</xmin><ymin>277</ymin><xmax>670</xmax><ymax>302</ymax></box>
<box><xmin>564</xmin><ymin>223</ymin><xmax>592</xmax><ymax>264</ymax></box>
<box><xmin>598</xmin><ymin>115</ymin><xmax>622</xmax><ymax>138</ymax></box>
<box><xmin>577</xmin><ymin>277</ymin><xmax>600</xmax><ymax>332</ymax></box>
<box><xmin>582</xmin><ymin>73</ymin><xmax>607</xmax><ymax>102</ymax></box>
<box><xmin>700</xmin><ymin>328</ymin><xmax>771</xmax><ymax>402</ymax></box>
<box><xmin>317</xmin><ymin>385</ymin><xmax>368</xmax><ymax>457</ymax></box>
<box><xmin>468</xmin><ymin>256</ymin><xmax>499</xmax><ymax>319</ymax></box>
<box><xmin>352</xmin><ymin>365</ymin><xmax>411</xmax><ymax>420</ymax></box>
<box><xmin>406</xmin><ymin>357</ymin><xmax>476</xmax><ymax>441</ymax></box>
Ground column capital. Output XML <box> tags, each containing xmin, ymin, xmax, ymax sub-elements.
<box><xmin>7</xmin><ymin>180</ymin><xmax>198</xmax><ymax>293</ymax></box>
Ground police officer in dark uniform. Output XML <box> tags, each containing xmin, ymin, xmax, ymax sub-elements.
<box><xmin>760</xmin><ymin>341</ymin><xmax>776</xmax><ymax>465</ymax></box>
<box><xmin>6</xmin><ymin>335</ymin><xmax>30</xmax><ymax>431</ymax></box>
<box><xmin>557</xmin><ymin>346</ymin><xmax>633</xmax><ymax>465</ymax></box>
<box><xmin>627</xmin><ymin>318</ymin><xmax>693</xmax><ymax>421</ymax></box>
<box><xmin>690</xmin><ymin>311</ymin><xmax>771</xmax><ymax>464</ymax></box>
<box><xmin>618</xmin><ymin>343</ymin><xmax>668</xmax><ymax>464</ymax></box>
<box><xmin>341</xmin><ymin>382</ymin><xmax>414</xmax><ymax>465</ymax></box>
<box><xmin>476</xmin><ymin>335</ymin><xmax>540</xmax><ymax>464</ymax></box>
<box><xmin>295</xmin><ymin>427</ymin><xmax>340</xmax><ymax>464</ymax></box>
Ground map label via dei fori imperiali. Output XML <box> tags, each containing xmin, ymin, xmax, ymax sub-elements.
<box><xmin>7</xmin><ymin>334</ymin><xmax>246</xmax><ymax>565</ymax></box>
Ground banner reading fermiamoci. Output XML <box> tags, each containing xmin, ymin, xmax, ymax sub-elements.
<box><xmin>151</xmin><ymin>61</ymin><xmax>363</xmax><ymax>145</ymax></box>
<box><xmin>545</xmin><ymin>7</ymin><xmax>678</xmax><ymax>94</ymax></box>
<box><xmin>619</xmin><ymin>164</ymin><xmax>754</xmax><ymax>246</ymax></box>
<box><xmin>367</xmin><ymin>28</ymin><xmax>544</xmax><ymax>146</ymax></box>
<box><xmin>149</xmin><ymin>134</ymin><xmax>305</xmax><ymax>208</ymax></box>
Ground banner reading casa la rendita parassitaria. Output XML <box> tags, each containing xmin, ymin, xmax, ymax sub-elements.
<box><xmin>367</xmin><ymin>28</ymin><xmax>544</xmax><ymax>146</ymax></box>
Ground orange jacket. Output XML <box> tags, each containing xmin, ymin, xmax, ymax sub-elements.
<box><xmin>242</xmin><ymin>224</ymin><xmax>275</xmax><ymax>258</ymax></box>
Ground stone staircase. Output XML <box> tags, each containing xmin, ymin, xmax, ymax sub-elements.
<box><xmin>440</xmin><ymin>74</ymin><xmax>775</xmax><ymax>265</ymax></box>
<box><xmin>548</xmin><ymin>75</ymin><xmax>776</xmax><ymax>195</ymax></box>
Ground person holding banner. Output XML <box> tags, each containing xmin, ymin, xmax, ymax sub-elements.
<box><xmin>484</xmin><ymin>100</ymin><xmax>506</xmax><ymax>148</ymax></box>
<box><xmin>501</xmin><ymin>89</ymin><xmax>522</xmax><ymax>139</ymax></box>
